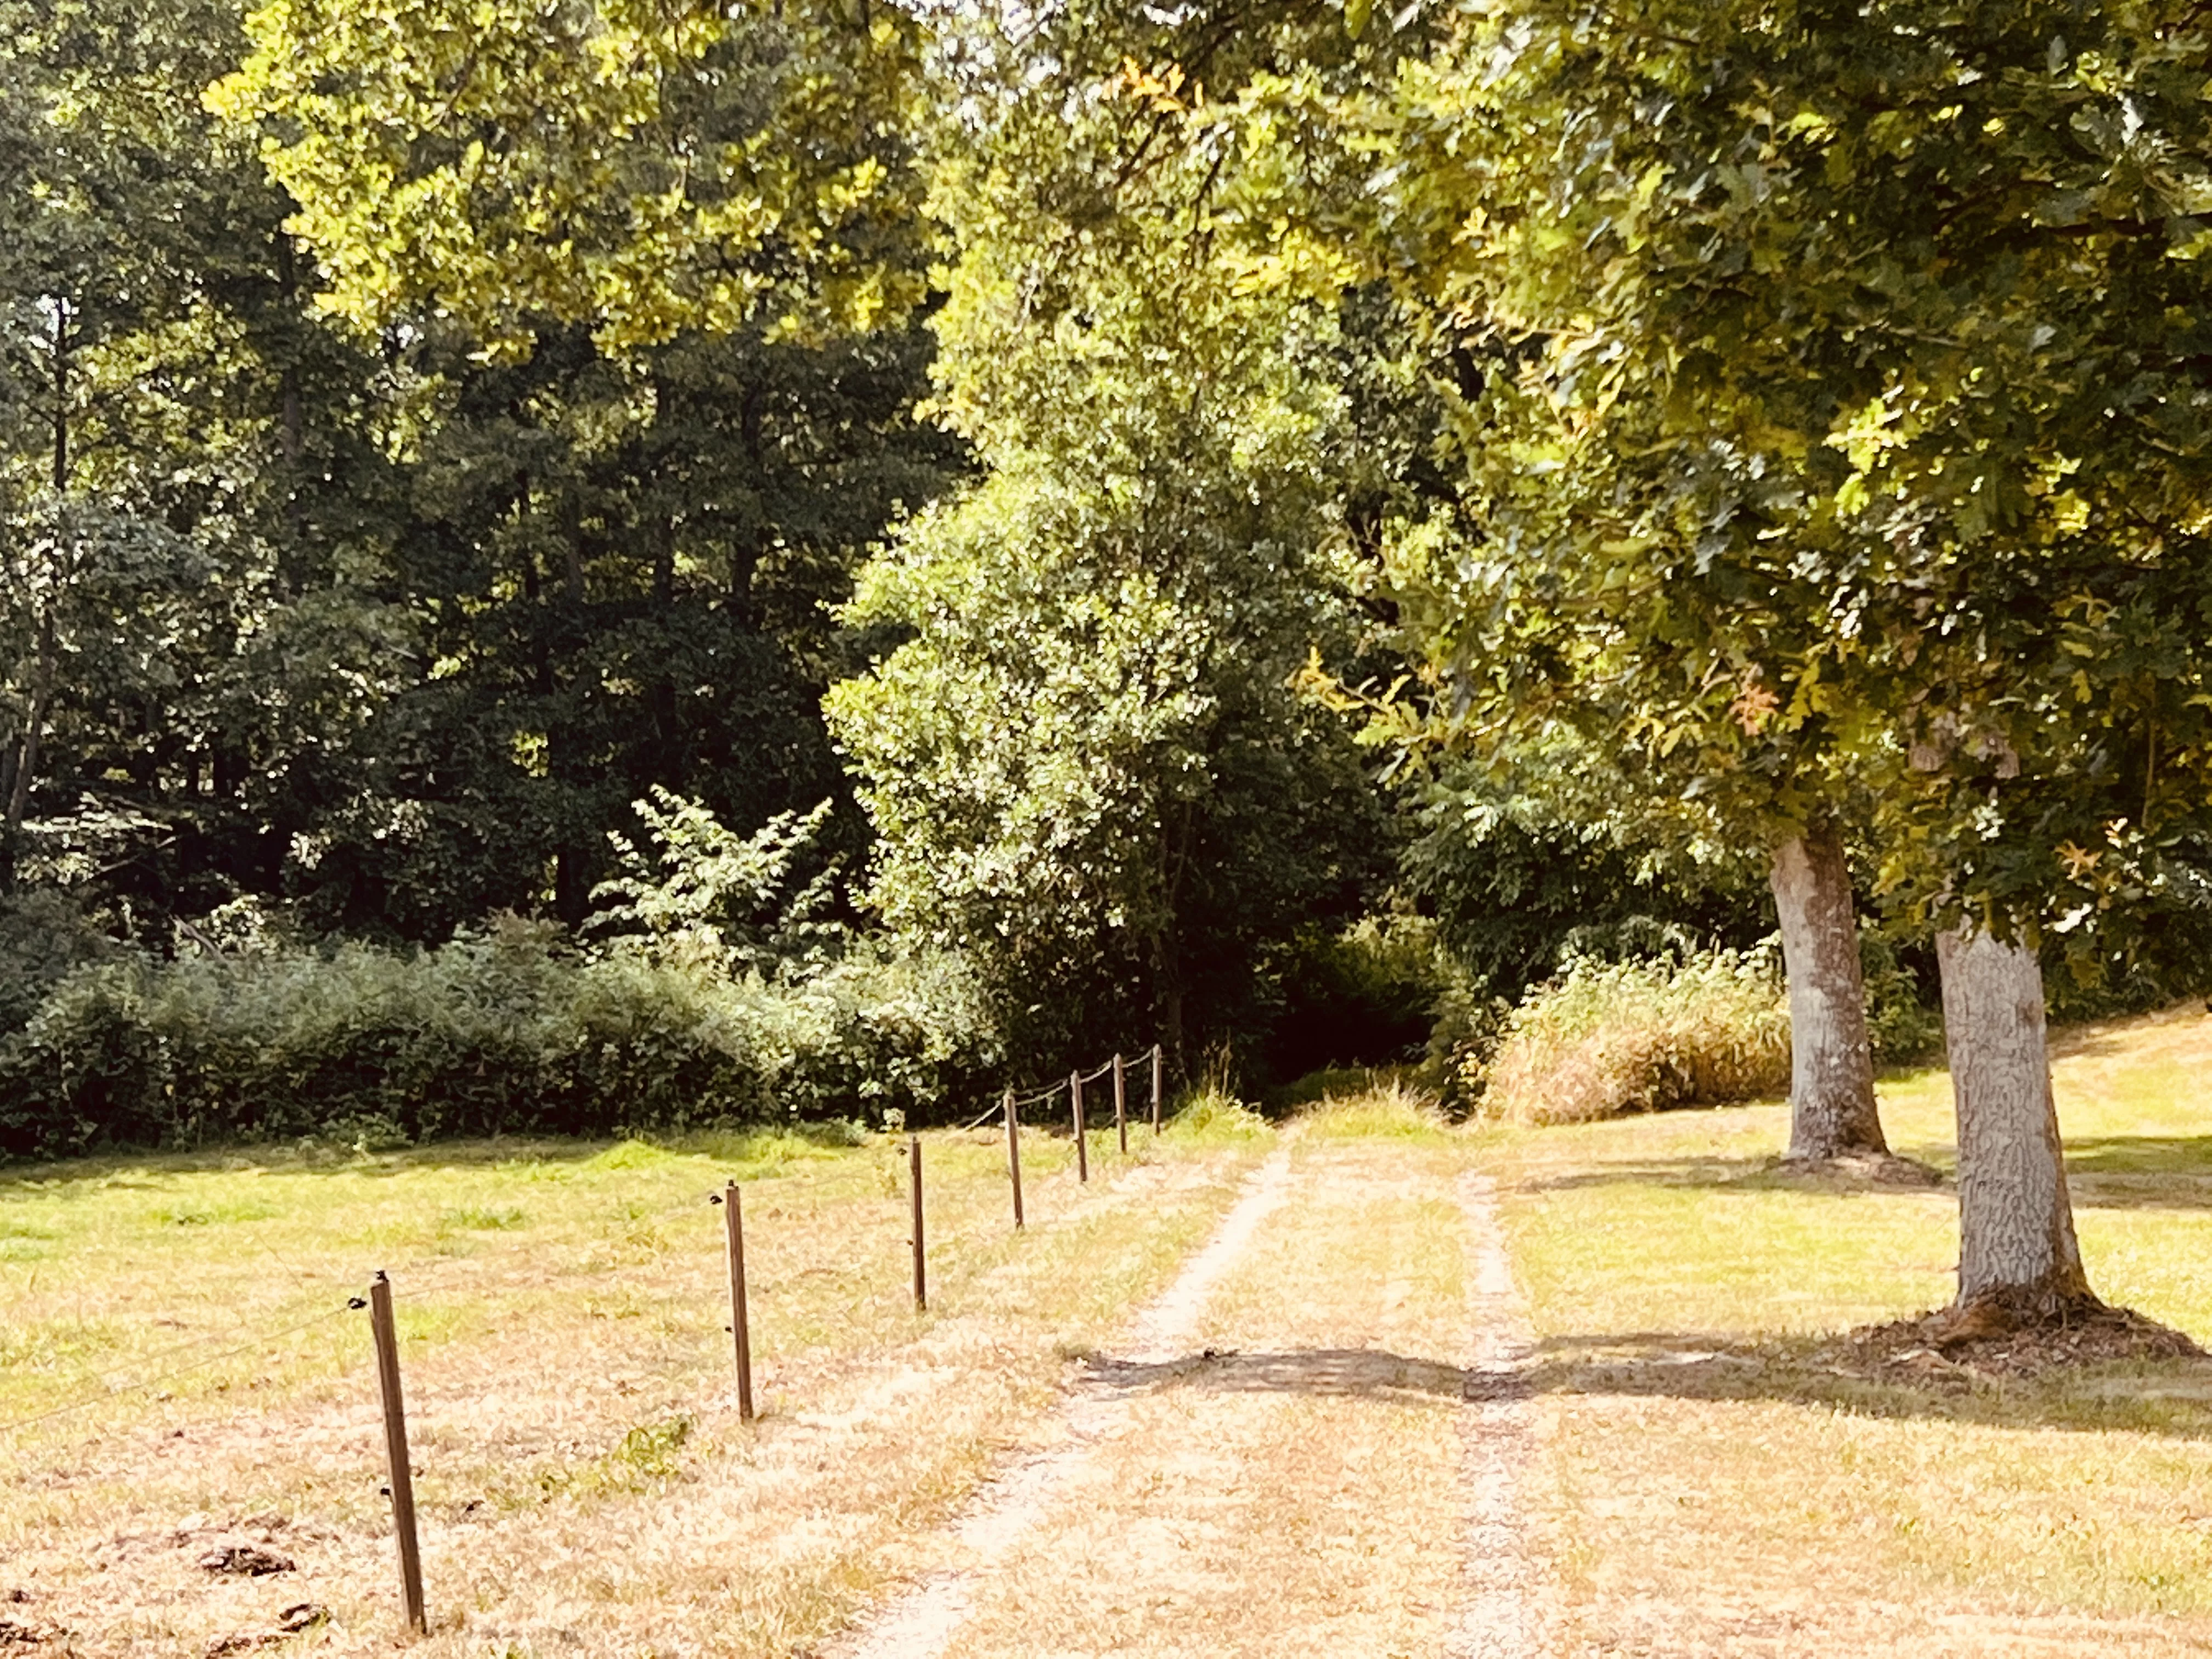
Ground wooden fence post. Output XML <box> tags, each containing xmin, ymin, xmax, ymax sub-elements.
<box><xmin>1151</xmin><ymin>1044</ymin><xmax>1164</xmax><ymax>1136</ymax></box>
<box><xmin>909</xmin><ymin>1133</ymin><xmax>927</xmax><ymax>1311</ymax></box>
<box><xmin>366</xmin><ymin>1272</ymin><xmax>427</xmax><ymax>1637</ymax></box>
<box><xmin>1005</xmin><ymin>1088</ymin><xmax>1024</xmax><ymax>1230</ymax></box>
<box><xmin>720</xmin><ymin>1182</ymin><xmax>755</xmax><ymax>1421</ymax></box>
<box><xmin>1071</xmin><ymin>1071</ymin><xmax>1088</xmax><ymax>1183</ymax></box>
<box><xmin>1113</xmin><ymin>1053</ymin><xmax>1127</xmax><ymax>1153</ymax></box>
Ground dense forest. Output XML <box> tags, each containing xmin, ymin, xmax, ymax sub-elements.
<box><xmin>4</xmin><ymin>0</ymin><xmax>2211</xmax><ymax>1321</ymax></box>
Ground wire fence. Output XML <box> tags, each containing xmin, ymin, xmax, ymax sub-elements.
<box><xmin>2</xmin><ymin>1034</ymin><xmax>1170</xmax><ymax>1438</ymax></box>
<box><xmin>980</xmin><ymin>1041</ymin><xmax>1167</xmax><ymax>1122</ymax></box>
<box><xmin>0</xmin><ymin>1178</ymin><xmax>730</xmax><ymax>1440</ymax></box>
<box><xmin>0</xmin><ymin>1035</ymin><xmax>1186</xmax><ymax>1645</ymax></box>
<box><xmin>0</xmin><ymin>1302</ymin><xmax>360</xmax><ymax>1437</ymax></box>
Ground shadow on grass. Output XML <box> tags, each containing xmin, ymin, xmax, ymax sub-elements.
<box><xmin>1515</xmin><ymin>1155</ymin><xmax>1945</xmax><ymax>1198</ymax></box>
<box><xmin>1521</xmin><ymin>1329</ymin><xmax>2212</xmax><ymax>1440</ymax></box>
<box><xmin>2059</xmin><ymin>1137</ymin><xmax>2212</xmax><ymax>1212</ymax></box>
<box><xmin>1079</xmin><ymin>1347</ymin><xmax>1470</xmax><ymax>1409</ymax></box>
<box><xmin>1516</xmin><ymin>1137</ymin><xmax>2212</xmax><ymax>1212</ymax></box>
<box><xmin>1082</xmin><ymin>1334</ymin><xmax>2212</xmax><ymax>1440</ymax></box>
<box><xmin>0</xmin><ymin>1123</ymin><xmax>876</xmax><ymax>1195</ymax></box>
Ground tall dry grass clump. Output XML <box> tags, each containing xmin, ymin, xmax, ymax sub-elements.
<box><xmin>1476</xmin><ymin>949</ymin><xmax>1790</xmax><ymax>1125</ymax></box>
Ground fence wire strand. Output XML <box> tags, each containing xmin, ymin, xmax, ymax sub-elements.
<box><xmin>7</xmin><ymin>1053</ymin><xmax>1169</xmax><ymax>1443</ymax></box>
<box><xmin>0</xmin><ymin>1301</ymin><xmax>362</xmax><ymax>1439</ymax></box>
<box><xmin>986</xmin><ymin>1042</ymin><xmax>1163</xmax><ymax>1127</ymax></box>
<box><xmin>2</xmin><ymin>1178</ymin><xmax>725</xmax><ymax>1443</ymax></box>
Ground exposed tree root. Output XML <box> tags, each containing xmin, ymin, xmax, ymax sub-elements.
<box><xmin>1771</xmin><ymin>1150</ymin><xmax>1944</xmax><ymax>1189</ymax></box>
<box><xmin>1846</xmin><ymin>1297</ymin><xmax>2202</xmax><ymax>1377</ymax></box>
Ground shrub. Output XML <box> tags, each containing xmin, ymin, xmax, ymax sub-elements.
<box><xmin>1476</xmin><ymin>947</ymin><xmax>1791</xmax><ymax>1125</ymax></box>
<box><xmin>0</xmin><ymin>923</ymin><xmax>1002</xmax><ymax>1161</ymax></box>
<box><xmin>1166</xmin><ymin>1089</ymin><xmax>1270</xmax><ymax>1141</ymax></box>
<box><xmin>0</xmin><ymin>890</ymin><xmax>115</xmax><ymax>1037</ymax></box>
<box><xmin>1861</xmin><ymin>929</ymin><xmax>1944</xmax><ymax>1066</ymax></box>
<box><xmin>1294</xmin><ymin>1078</ymin><xmax>1448</xmax><ymax>1140</ymax></box>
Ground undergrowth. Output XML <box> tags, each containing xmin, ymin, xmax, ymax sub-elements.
<box><xmin>1476</xmin><ymin>947</ymin><xmax>1791</xmax><ymax>1124</ymax></box>
<box><xmin>0</xmin><ymin>919</ymin><xmax>1002</xmax><ymax>1159</ymax></box>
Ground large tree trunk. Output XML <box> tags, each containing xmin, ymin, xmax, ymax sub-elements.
<box><xmin>1769</xmin><ymin>822</ymin><xmax>1887</xmax><ymax>1160</ymax></box>
<box><xmin>1935</xmin><ymin>924</ymin><xmax>2096</xmax><ymax>1319</ymax></box>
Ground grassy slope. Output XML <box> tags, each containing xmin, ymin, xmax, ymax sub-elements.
<box><xmin>1481</xmin><ymin>1000</ymin><xmax>2212</xmax><ymax>1652</ymax></box>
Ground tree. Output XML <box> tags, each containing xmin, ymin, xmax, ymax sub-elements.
<box><xmin>287</xmin><ymin>312</ymin><xmax>957</xmax><ymax>941</ymax></box>
<box><xmin>1398</xmin><ymin>741</ymin><xmax>1777</xmax><ymax>1005</ymax></box>
<box><xmin>0</xmin><ymin>0</ymin><xmax>410</xmax><ymax>915</ymax></box>
<box><xmin>1349</xmin><ymin>0</ymin><xmax>2212</xmax><ymax>1321</ymax></box>
<box><xmin>827</xmin><ymin>20</ymin><xmax>1394</xmax><ymax>1071</ymax></box>
<box><xmin>210</xmin><ymin>0</ymin><xmax>925</xmax><ymax>359</ymax></box>
<box><xmin>1350</xmin><ymin>404</ymin><xmax>1899</xmax><ymax>1159</ymax></box>
<box><xmin>199</xmin><ymin>0</ymin><xmax>965</xmax><ymax>946</ymax></box>
<box><xmin>1165</xmin><ymin>21</ymin><xmax>1903</xmax><ymax>1160</ymax></box>
<box><xmin>0</xmin><ymin>0</ymin><xmax>968</xmax><ymax>963</ymax></box>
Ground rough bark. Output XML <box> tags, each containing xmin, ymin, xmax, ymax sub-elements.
<box><xmin>1936</xmin><ymin>923</ymin><xmax>2097</xmax><ymax>1318</ymax></box>
<box><xmin>1769</xmin><ymin>823</ymin><xmax>1887</xmax><ymax>1161</ymax></box>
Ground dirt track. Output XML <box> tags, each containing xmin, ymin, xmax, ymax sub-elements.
<box><xmin>831</xmin><ymin>1133</ymin><xmax>1544</xmax><ymax>1659</ymax></box>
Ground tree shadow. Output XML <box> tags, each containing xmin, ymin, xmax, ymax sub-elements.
<box><xmin>1521</xmin><ymin>1329</ymin><xmax>2212</xmax><ymax>1440</ymax></box>
<box><xmin>1515</xmin><ymin>1138</ymin><xmax>2212</xmax><ymax>1212</ymax></box>
<box><xmin>0</xmin><ymin>1138</ymin><xmax>613</xmax><ymax>1195</ymax></box>
<box><xmin>2059</xmin><ymin>1136</ymin><xmax>2212</xmax><ymax>1212</ymax></box>
<box><xmin>1073</xmin><ymin>1333</ymin><xmax>2212</xmax><ymax>1441</ymax></box>
<box><xmin>0</xmin><ymin>1124</ymin><xmax>875</xmax><ymax>1195</ymax></box>
<box><xmin>1515</xmin><ymin>1154</ymin><xmax>1950</xmax><ymax>1198</ymax></box>
<box><xmin>1075</xmin><ymin>1346</ymin><xmax>1472</xmax><ymax>1409</ymax></box>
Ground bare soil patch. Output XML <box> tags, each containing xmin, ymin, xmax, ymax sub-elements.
<box><xmin>1450</xmin><ymin>1170</ymin><xmax>1546</xmax><ymax>1659</ymax></box>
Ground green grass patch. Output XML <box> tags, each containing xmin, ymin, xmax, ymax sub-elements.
<box><xmin>537</xmin><ymin>1413</ymin><xmax>696</xmax><ymax>1504</ymax></box>
<box><xmin>1294</xmin><ymin>1081</ymin><xmax>1450</xmax><ymax>1142</ymax></box>
<box><xmin>148</xmin><ymin>1199</ymin><xmax>280</xmax><ymax>1228</ymax></box>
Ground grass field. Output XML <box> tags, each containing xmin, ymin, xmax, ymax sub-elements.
<box><xmin>7</xmin><ymin>1004</ymin><xmax>2212</xmax><ymax>1658</ymax></box>
<box><xmin>1485</xmin><ymin>999</ymin><xmax>2212</xmax><ymax>1655</ymax></box>
<box><xmin>0</xmin><ymin>1113</ymin><xmax>1269</xmax><ymax>1656</ymax></box>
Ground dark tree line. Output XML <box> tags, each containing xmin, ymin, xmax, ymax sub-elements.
<box><xmin>0</xmin><ymin>0</ymin><xmax>964</xmax><ymax>952</ymax></box>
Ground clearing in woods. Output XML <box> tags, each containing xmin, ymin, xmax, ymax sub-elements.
<box><xmin>7</xmin><ymin>1003</ymin><xmax>2212</xmax><ymax>1657</ymax></box>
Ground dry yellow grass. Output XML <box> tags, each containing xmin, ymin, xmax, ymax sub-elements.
<box><xmin>1480</xmin><ymin>951</ymin><xmax>1791</xmax><ymax>1125</ymax></box>
<box><xmin>867</xmin><ymin>1124</ymin><xmax>1492</xmax><ymax>1659</ymax></box>
<box><xmin>21</xmin><ymin>1006</ymin><xmax>2211</xmax><ymax>1659</ymax></box>
<box><xmin>1481</xmin><ymin>1000</ymin><xmax>2212</xmax><ymax>1657</ymax></box>
<box><xmin>0</xmin><ymin>1119</ymin><xmax>1266</xmax><ymax>1656</ymax></box>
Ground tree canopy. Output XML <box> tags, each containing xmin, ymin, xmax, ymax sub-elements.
<box><xmin>2</xmin><ymin>0</ymin><xmax>2207</xmax><ymax>1148</ymax></box>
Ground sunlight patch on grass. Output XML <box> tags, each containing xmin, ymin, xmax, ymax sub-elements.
<box><xmin>1293</xmin><ymin>1079</ymin><xmax>1449</xmax><ymax>1142</ymax></box>
<box><xmin>1164</xmin><ymin>1090</ymin><xmax>1272</xmax><ymax>1141</ymax></box>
